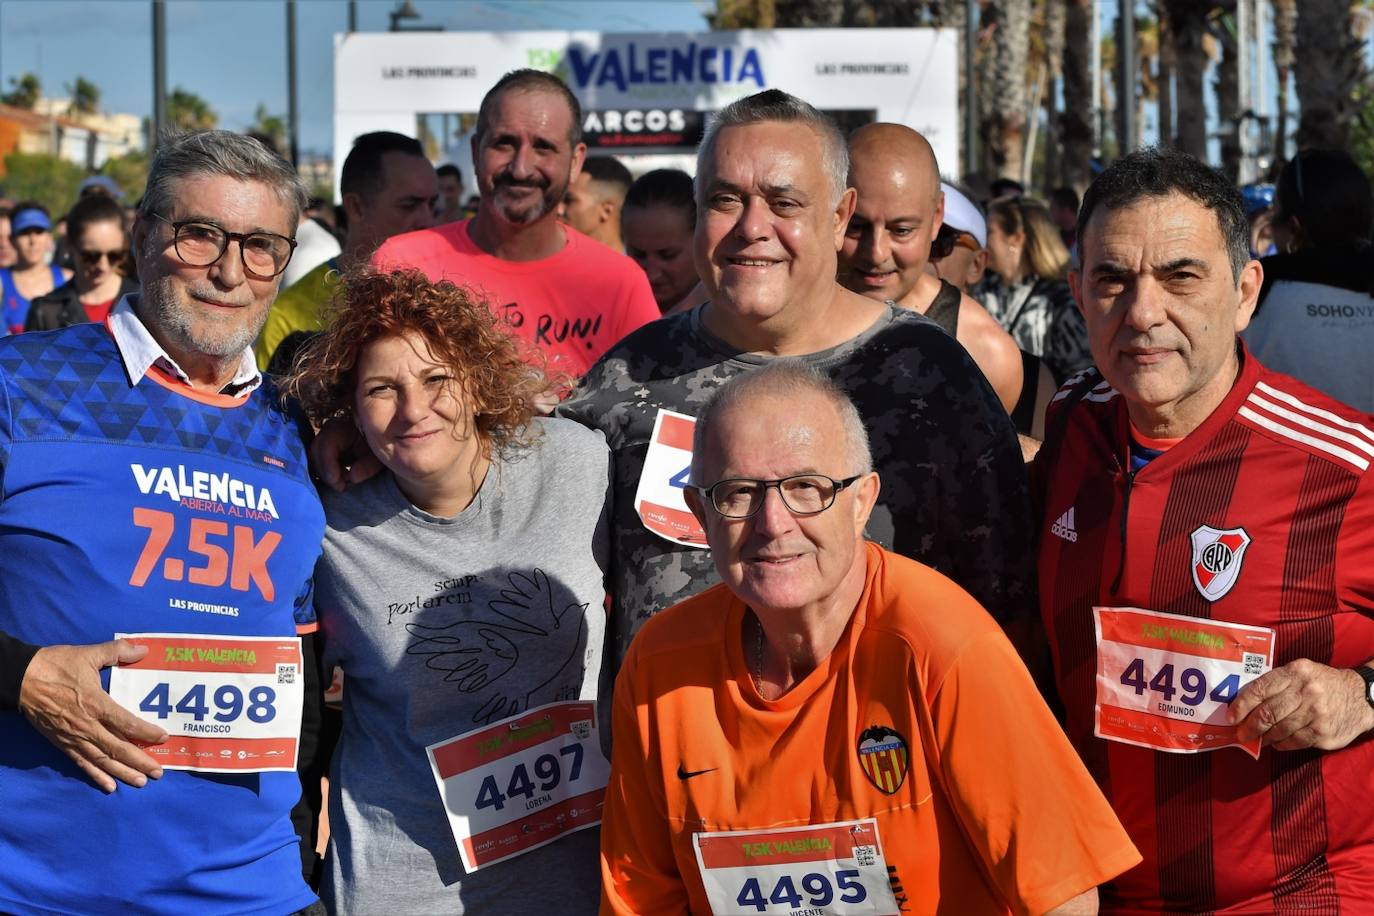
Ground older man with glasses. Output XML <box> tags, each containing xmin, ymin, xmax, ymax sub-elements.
<box><xmin>600</xmin><ymin>362</ymin><xmax>1140</xmax><ymax>915</ymax></box>
<box><xmin>0</xmin><ymin>130</ymin><xmax>327</xmax><ymax>915</ymax></box>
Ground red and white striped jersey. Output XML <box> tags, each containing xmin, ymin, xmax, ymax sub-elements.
<box><xmin>1032</xmin><ymin>345</ymin><xmax>1374</xmax><ymax>912</ymax></box>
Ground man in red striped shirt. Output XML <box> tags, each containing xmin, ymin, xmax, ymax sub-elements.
<box><xmin>1034</xmin><ymin>146</ymin><xmax>1374</xmax><ymax>911</ymax></box>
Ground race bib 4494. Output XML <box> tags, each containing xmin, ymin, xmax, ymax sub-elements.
<box><xmin>1093</xmin><ymin>607</ymin><xmax>1275</xmax><ymax>758</ymax></box>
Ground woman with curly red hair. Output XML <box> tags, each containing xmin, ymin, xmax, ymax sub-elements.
<box><xmin>286</xmin><ymin>268</ymin><xmax>610</xmax><ymax>914</ymax></box>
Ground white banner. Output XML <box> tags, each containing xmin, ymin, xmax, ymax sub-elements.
<box><xmin>334</xmin><ymin>28</ymin><xmax>959</xmax><ymax>190</ymax></box>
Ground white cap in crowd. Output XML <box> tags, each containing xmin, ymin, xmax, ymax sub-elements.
<box><xmin>940</xmin><ymin>181</ymin><xmax>986</xmax><ymax>249</ymax></box>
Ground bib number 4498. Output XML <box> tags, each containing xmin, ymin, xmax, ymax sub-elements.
<box><xmin>138</xmin><ymin>682</ymin><xmax>277</xmax><ymax>724</ymax></box>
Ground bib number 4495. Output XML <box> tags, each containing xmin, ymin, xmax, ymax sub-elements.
<box><xmin>736</xmin><ymin>869</ymin><xmax>867</xmax><ymax>911</ymax></box>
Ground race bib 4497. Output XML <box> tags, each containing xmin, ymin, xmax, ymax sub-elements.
<box><xmin>1093</xmin><ymin>607</ymin><xmax>1275</xmax><ymax>758</ymax></box>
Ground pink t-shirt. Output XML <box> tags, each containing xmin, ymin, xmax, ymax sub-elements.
<box><xmin>373</xmin><ymin>219</ymin><xmax>659</xmax><ymax>377</ymax></box>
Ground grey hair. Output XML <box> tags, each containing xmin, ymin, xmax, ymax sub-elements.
<box><xmin>691</xmin><ymin>362</ymin><xmax>873</xmax><ymax>484</ymax></box>
<box><xmin>140</xmin><ymin>130</ymin><xmax>308</xmax><ymax>229</ymax></box>
<box><xmin>695</xmin><ymin>89</ymin><xmax>849</xmax><ymax>207</ymax></box>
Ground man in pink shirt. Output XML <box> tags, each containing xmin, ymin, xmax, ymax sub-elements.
<box><xmin>374</xmin><ymin>69</ymin><xmax>659</xmax><ymax>377</ymax></box>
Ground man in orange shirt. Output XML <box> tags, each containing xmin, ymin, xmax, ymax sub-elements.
<box><xmin>601</xmin><ymin>363</ymin><xmax>1140</xmax><ymax>915</ymax></box>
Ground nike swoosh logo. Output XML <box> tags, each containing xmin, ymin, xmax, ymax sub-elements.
<box><xmin>676</xmin><ymin>764</ymin><xmax>717</xmax><ymax>780</ymax></box>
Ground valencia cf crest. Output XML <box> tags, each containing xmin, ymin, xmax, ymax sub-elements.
<box><xmin>857</xmin><ymin>725</ymin><xmax>908</xmax><ymax>795</ymax></box>
<box><xmin>1190</xmin><ymin>525</ymin><xmax>1251</xmax><ymax>602</ymax></box>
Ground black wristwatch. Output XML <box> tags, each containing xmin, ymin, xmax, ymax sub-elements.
<box><xmin>1356</xmin><ymin>665</ymin><xmax>1374</xmax><ymax>712</ymax></box>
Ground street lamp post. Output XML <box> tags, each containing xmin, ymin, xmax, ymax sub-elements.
<box><xmin>152</xmin><ymin>0</ymin><xmax>167</xmax><ymax>149</ymax></box>
<box><xmin>964</xmin><ymin>0</ymin><xmax>978</xmax><ymax>176</ymax></box>
<box><xmin>287</xmin><ymin>0</ymin><xmax>299</xmax><ymax>166</ymax></box>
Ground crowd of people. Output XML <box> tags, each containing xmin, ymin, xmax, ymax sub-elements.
<box><xmin>1</xmin><ymin>63</ymin><xmax>1374</xmax><ymax>916</ymax></box>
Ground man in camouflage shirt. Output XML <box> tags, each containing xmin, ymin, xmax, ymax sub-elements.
<box><xmin>558</xmin><ymin>90</ymin><xmax>1034</xmax><ymax>668</ymax></box>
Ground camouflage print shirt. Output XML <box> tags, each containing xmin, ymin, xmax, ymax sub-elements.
<box><xmin>974</xmin><ymin>274</ymin><xmax>1093</xmax><ymax>383</ymax></box>
<box><xmin>557</xmin><ymin>303</ymin><xmax>1036</xmax><ymax>670</ymax></box>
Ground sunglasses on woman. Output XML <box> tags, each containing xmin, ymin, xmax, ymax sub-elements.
<box><xmin>929</xmin><ymin>224</ymin><xmax>981</xmax><ymax>261</ymax></box>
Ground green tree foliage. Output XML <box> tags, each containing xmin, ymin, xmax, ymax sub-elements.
<box><xmin>1</xmin><ymin>73</ymin><xmax>42</xmax><ymax>110</ymax></box>
<box><xmin>1351</xmin><ymin>81</ymin><xmax>1374</xmax><ymax>188</ymax></box>
<box><xmin>101</xmin><ymin>151</ymin><xmax>150</xmax><ymax>205</ymax></box>
<box><xmin>248</xmin><ymin>104</ymin><xmax>287</xmax><ymax>155</ymax></box>
<box><xmin>1</xmin><ymin>152</ymin><xmax>85</xmax><ymax>215</ymax></box>
<box><xmin>710</xmin><ymin>0</ymin><xmax>951</xmax><ymax>27</ymax></box>
<box><xmin>67</xmin><ymin>76</ymin><xmax>101</xmax><ymax>116</ymax></box>
<box><xmin>167</xmin><ymin>87</ymin><xmax>218</xmax><ymax>132</ymax></box>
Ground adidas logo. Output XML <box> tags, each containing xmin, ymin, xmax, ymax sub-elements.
<box><xmin>1051</xmin><ymin>507</ymin><xmax>1078</xmax><ymax>542</ymax></box>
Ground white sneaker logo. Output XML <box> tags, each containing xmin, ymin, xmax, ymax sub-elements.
<box><xmin>1051</xmin><ymin>507</ymin><xmax>1078</xmax><ymax>543</ymax></box>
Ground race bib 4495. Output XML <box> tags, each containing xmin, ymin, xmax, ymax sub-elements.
<box><xmin>1093</xmin><ymin>607</ymin><xmax>1275</xmax><ymax>758</ymax></box>
<box><xmin>693</xmin><ymin>819</ymin><xmax>900</xmax><ymax>915</ymax></box>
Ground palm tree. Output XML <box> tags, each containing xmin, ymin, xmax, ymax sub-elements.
<box><xmin>1162</xmin><ymin>0</ymin><xmax>1216</xmax><ymax>160</ymax></box>
<box><xmin>1</xmin><ymin>73</ymin><xmax>41</xmax><ymax>110</ymax></box>
<box><xmin>1293</xmin><ymin>0</ymin><xmax>1363</xmax><ymax>149</ymax></box>
<box><xmin>67</xmin><ymin>77</ymin><xmax>100</xmax><ymax>116</ymax></box>
<box><xmin>1271</xmin><ymin>0</ymin><xmax>1297</xmax><ymax>163</ymax></box>
<box><xmin>167</xmin><ymin>87</ymin><xmax>218</xmax><ymax>132</ymax></box>
<box><xmin>1156</xmin><ymin>0</ymin><xmax>1175</xmax><ymax>146</ymax></box>
<box><xmin>1043</xmin><ymin>0</ymin><xmax>1068</xmax><ymax>184</ymax></box>
<box><xmin>1060</xmin><ymin>0</ymin><xmax>1094</xmax><ymax>191</ymax></box>
<box><xmin>1214</xmin><ymin>12</ymin><xmax>1241</xmax><ymax>180</ymax></box>
<box><xmin>249</xmin><ymin>104</ymin><xmax>287</xmax><ymax>154</ymax></box>
<box><xmin>979</xmin><ymin>0</ymin><xmax>1033</xmax><ymax>180</ymax></box>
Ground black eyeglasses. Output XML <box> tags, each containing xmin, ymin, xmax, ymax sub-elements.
<box><xmin>692</xmin><ymin>474</ymin><xmax>864</xmax><ymax>519</ymax></box>
<box><xmin>149</xmin><ymin>213</ymin><xmax>296</xmax><ymax>279</ymax></box>
<box><xmin>930</xmin><ymin>224</ymin><xmax>980</xmax><ymax>261</ymax></box>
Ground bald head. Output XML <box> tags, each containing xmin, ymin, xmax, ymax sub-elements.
<box><xmin>847</xmin><ymin>123</ymin><xmax>940</xmax><ymax>208</ymax></box>
<box><xmin>839</xmin><ymin>123</ymin><xmax>946</xmax><ymax>304</ymax></box>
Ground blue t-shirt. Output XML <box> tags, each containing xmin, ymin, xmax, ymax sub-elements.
<box><xmin>0</xmin><ymin>323</ymin><xmax>325</xmax><ymax>915</ymax></box>
<box><xmin>0</xmin><ymin>264</ymin><xmax>66</xmax><ymax>333</ymax></box>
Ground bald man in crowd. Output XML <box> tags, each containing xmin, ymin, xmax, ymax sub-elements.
<box><xmin>840</xmin><ymin>123</ymin><xmax>1023</xmax><ymax>412</ymax></box>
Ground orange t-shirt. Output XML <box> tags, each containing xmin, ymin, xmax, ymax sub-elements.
<box><xmin>601</xmin><ymin>543</ymin><xmax>1140</xmax><ymax>915</ymax></box>
<box><xmin>373</xmin><ymin>218</ymin><xmax>659</xmax><ymax>378</ymax></box>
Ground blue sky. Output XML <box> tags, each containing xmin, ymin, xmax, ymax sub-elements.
<box><xmin>0</xmin><ymin>0</ymin><xmax>712</xmax><ymax>156</ymax></box>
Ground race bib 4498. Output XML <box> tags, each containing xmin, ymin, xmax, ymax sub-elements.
<box><xmin>1093</xmin><ymin>607</ymin><xmax>1275</xmax><ymax>758</ymax></box>
<box><xmin>109</xmin><ymin>633</ymin><xmax>304</xmax><ymax>773</ymax></box>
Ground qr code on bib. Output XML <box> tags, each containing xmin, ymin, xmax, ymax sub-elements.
<box><xmin>854</xmin><ymin>845</ymin><xmax>877</xmax><ymax>867</ymax></box>
<box><xmin>1243</xmin><ymin>653</ymin><xmax>1265</xmax><ymax>675</ymax></box>
<box><xmin>277</xmin><ymin>664</ymin><xmax>297</xmax><ymax>685</ymax></box>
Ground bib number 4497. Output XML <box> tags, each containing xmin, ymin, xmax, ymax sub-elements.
<box><xmin>427</xmin><ymin>701</ymin><xmax>610</xmax><ymax>873</ymax></box>
<box><xmin>472</xmin><ymin>743</ymin><xmax>584</xmax><ymax>812</ymax></box>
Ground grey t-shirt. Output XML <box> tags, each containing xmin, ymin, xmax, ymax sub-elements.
<box><xmin>315</xmin><ymin>417</ymin><xmax>611</xmax><ymax>914</ymax></box>
<box><xmin>557</xmin><ymin>302</ymin><xmax>1035</xmax><ymax>670</ymax></box>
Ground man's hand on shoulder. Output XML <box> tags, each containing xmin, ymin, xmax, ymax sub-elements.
<box><xmin>308</xmin><ymin>416</ymin><xmax>381</xmax><ymax>491</ymax></box>
<box><xmin>1229</xmin><ymin>659</ymin><xmax>1374</xmax><ymax>751</ymax></box>
<box><xmin>19</xmin><ymin>639</ymin><xmax>168</xmax><ymax>793</ymax></box>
